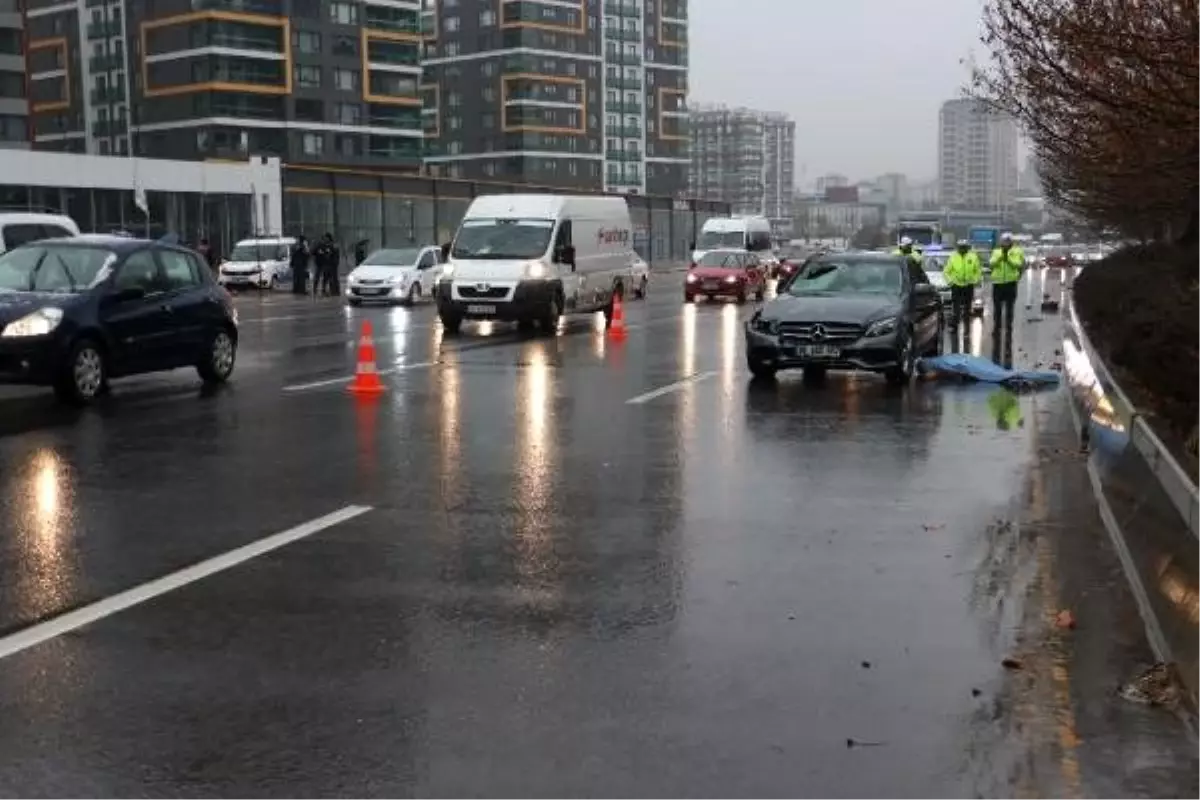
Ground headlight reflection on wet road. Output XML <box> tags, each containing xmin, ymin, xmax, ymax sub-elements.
<box><xmin>514</xmin><ymin>345</ymin><xmax>558</xmax><ymax>586</ymax></box>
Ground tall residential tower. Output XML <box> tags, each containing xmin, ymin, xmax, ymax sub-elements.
<box><xmin>23</xmin><ymin>0</ymin><xmax>425</xmax><ymax>168</ymax></box>
<box><xmin>937</xmin><ymin>98</ymin><xmax>1018</xmax><ymax>212</ymax></box>
<box><xmin>0</xmin><ymin>0</ymin><xmax>26</xmax><ymax>149</ymax></box>
<box><xmin>688</xmin><ymin>105</ymin><xmax>794</xmax><ymax>236</ymax></box>
<box><xmin>421</xmin><ymin>0</ymin><xmax>690</xmax><ymax>196</ymax></box>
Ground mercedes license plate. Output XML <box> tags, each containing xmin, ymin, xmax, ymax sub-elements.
<box><xmin>703</xmin><ymin>281</ymin><xmax>718</xmax><ymax>290</ymax></box>
<box><xmin>797</xmin><ymin>344</ymin><xmax>840</xmax><ymax>358</ymax></box>
<box><xmin>467</xmin><ymin>304</ymin><xmax>497</xmax><ymax>315</ymax></box>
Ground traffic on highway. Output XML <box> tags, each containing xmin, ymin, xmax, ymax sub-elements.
<box><xmin>0</xmin><ymin>203</ymin><xmax>1191</xmax><ymax>797</ymax></box>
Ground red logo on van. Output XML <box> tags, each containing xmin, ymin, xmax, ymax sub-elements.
<box><xmin>597</xmin><ymin>227</ymin><xmax>630</xmax><ymax>245</ymax></box>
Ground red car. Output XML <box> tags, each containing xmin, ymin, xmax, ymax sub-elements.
<box><xmin>684</xmin><ymin>249</ymin><xmax>767</xmax><ymax>303</ymax></box>
<box><xmin>1042</xmin><ymin>246</ymin><xmax>1074</xmax><ymax>269</ymax></box>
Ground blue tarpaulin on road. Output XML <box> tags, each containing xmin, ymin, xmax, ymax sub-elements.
<box><xmin>917</xmin><ymin>353</ymin><xmax>1061</xmax><ymax>387</ymax></box>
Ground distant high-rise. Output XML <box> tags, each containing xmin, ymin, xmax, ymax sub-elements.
<box><xmin>0</xmin><ymin>0</ymin><xmax>27</xmax><ymax>150</ymax></box>
<box><xmin>938</xmin><ymin>98</ymin><xmax>1018</xmax><ymax>211</ymax></box>
<box><xmin>688</xmin><ymin>105</ymin><xmax>794</xmax><ymax>236</ymax></box>
<box><xmin>422</xmin><ymin>0</ymin><xmax>690</xmax><ymax>197</ymax></box>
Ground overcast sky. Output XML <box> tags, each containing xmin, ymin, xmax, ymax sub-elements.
<box><xmin>688</xmin><ymin>0</ymin><xmax>988</xmax><ymax>185</ymax></box>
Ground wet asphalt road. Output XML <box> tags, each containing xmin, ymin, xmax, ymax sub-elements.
<box><xmin>0</xmin><ymin>271</ymin><xmax>1193</xmax><ymax>797</ymax></box>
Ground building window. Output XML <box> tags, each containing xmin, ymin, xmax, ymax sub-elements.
<box><xmin>333</xmin><ymin>68</ymin><xmax>360</xmax><ymax>91</ymax></box>
<box><xmin>294</xmin><ymin>64</ymin><xmax>321</xmax><ymax>88</ymax></box>
<box><xmin>482</xmin><ymin>60</ymin><xmax>496</xmax><ymax>76</ymax></box>
<box><xmin>335</xmin><ymin>102</ymin><xmax>361</xmax><ymax>125</ymax></box>
<box><xmin>329</xmin><ymin>2</ymin><xmax>358</xmax><ymax>24</ymax></box>
<box><xmin>480</xmin><ymin>8</ymin><xmax>495</xmax><ymax>25</ymax></box>
<box><xmin>293</xmin><ymin>30</ymin><xmax>321</xmax><ymax>54</ymax></box>
<box><xmin>332</xmin><ymin>35</ymin><xmax>357</xmax><ymax>57</ymax></box>
<box><xmin>302</xmin><ymin>132</ymin><xmax>324</xmax><ymax>156</ymax></box>
<box><xmin>445</xmin><ymin>16</ymin><xmax>459</xmax><ymax>32</ymax></box>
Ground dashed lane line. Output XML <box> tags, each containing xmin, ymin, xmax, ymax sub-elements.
<box><xmin>281</xmin><ymin>360</ymin><xmax>437</xmax><ymax>392</ymax></box>
<box><xmin>625</xmin><ymin>371</ymin><xmax>719</xmax><ymax>404</ymax></box>
<box><xmin>0</xmin><ymin>505</ymin><xmax>374</xmax><ymax>661</ymax></box>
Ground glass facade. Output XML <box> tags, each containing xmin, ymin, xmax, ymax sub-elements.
<box><xmin>280</xmin><ymin>167</ymin><xmax>729</xmax><ymax>264</ymax></box>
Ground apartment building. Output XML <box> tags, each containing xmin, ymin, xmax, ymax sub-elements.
<box><xmin>688</xmin><ymin>105</ymin><xmax>794</xmax><ymax>236</ymax></box>
<box><xmin>937</xmin><ymin>97</ymin><xmax>1018</xmax><ymax>211</ymax></box>
<box><xmin>0</xmin><ymin>0</ymin><xmax>26</xmax><ymax>149</ymax></box>
<box><xmin>22</xmin><ymin>0</ymin><xmax>424</xmax><ymax>168</ymax></box>
<box><xmin>421</xmin><ymin>0</ymin><xmax>690</xmax><ymax>196</ymax></box>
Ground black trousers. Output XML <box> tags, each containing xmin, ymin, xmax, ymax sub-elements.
<box><xmin>949</xmin><ymin>285</ymin><xmax>974</xmax><ymax>327</ymax></box>
<box><xmin>992</xmin><ymin>282</ymin><xmax>1018</xmax><ymax>331</ymax></box>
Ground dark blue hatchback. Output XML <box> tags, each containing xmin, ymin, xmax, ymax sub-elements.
<box><xmin>0</xmin><ymin>235</ymin><xmax>239</xmax><ymax>404</ymax></box>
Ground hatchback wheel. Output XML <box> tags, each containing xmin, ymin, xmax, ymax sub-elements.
<box><xmin>198</xmin><ymin>328</ymin><xmax>237</xmax><ymax>384</ymax></box>
<box><xmin>55</xmin><ymin>339</ymin><xmax>106</xmax><ymax>405</ymax></box>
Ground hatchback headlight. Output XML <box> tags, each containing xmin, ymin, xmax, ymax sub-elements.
<box><xmin>865</xmin><ymin>316</ymin><xmax>898</xmax><ymax>337</ymax></box>
<box><xmin>2</xmin><ymin>307</ymin><xmax>64</xmax><ymax>337</ymax></box>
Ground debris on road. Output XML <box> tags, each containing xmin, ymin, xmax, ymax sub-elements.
<box><xmin>1054</xmin><ymin>609</ymin><xmax>1077</xmax><ymax>630</ymax></box>
<box><xmin>971</xmin><ymin>688</ymin><xmax>983</xmax><ymax>697</ymax></box>
<box><xmin>1118</xmin><ymin>663</ymin><xmax>1183</xmax><ymax>708</ymax></box>
<box><xmin>1001</xmin><ymin>656</ymin><xmax>1024</xmax><ymax>670</ymax></box>
<box><xmin>922</xmin><ymin>523</ymin><xmax>946</xmax><ymax>531</ymax></box>
<box><xmin>860</xmin><ymin>660</ymin><xmax>871</xmax><ymax>669</ymax></box>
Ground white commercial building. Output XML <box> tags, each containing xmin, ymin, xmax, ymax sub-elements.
<box><xmin>0</xmin><ymin>149</ymin><xmax>282</xmax><ymax>253</ymax></box>
<box><xmin>938</xmin><ymin>98</ymin><xmax>1018</xmax><ymax>212</ymax></box>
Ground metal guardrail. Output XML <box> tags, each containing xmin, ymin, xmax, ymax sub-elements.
<box><xmin>1066</xmin><ymin>297</ymin><xmax>1199</xmax><ymax>536</ymax></box>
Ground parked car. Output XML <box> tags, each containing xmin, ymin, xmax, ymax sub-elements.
<box><xmin>745</xmin><ymin>252</ymin><xmax>942</xmax><ymax>385</ymax></box>
<box><xmin>218</xmin><ymin>236</ymin><xmax>295</xmax><ymax>290</ymax></box>
<box><xmin>346</xmin><ymin>245</ymin><xmax>445</xmax><ymax>306</ymax></box>
<box><xmin>684</xmin><ymin>249</ymin><xmax>768</xmax><ymax>303</ymax></box>
<box><xmin>1042</xmin><ymin>246</ymin><xmax>1074</xmax><ymax>269</ymax></box>
<box><xmin>0</xmin><ymin>235</ymin><xmax>238</xmax><ymax>403</ymax></box>
<box><xmin>0</xmin><ymin>212</ymin><xmax>80</xmax><ymax>255</ymax></box>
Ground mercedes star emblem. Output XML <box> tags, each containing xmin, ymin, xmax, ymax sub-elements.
<box><xmin>811</xmin><ymin>324</ymin><xmax>826</xmax><ymax>341</ymax></box>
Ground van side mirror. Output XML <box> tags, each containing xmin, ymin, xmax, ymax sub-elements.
<box><xmin>689</xmin><ymin>240</ymin><xmax>696</xmax><ymax>251</ymax></box>
<box><xmin>557</xmin><ymin>245</ymin><xmax>576</xmax><ymax>266</ymax></box>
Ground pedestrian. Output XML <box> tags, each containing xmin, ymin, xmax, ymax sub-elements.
<box><xmin>196</xmin><ymin>237</ymin><xmax>218</xmax><ymax>276</ymax></box>
<box><xmin>290</xmin><ymin>235</ymin><xmax>311</xmax><ymax>295</ymax></box>
<box><xmin>989</xmin><ymin>232</ymin><xmax>1025</xmax><ymax>336</ymax></box>
<box><xmin>944</xmin><ymin>239</ymin><xmax>982</xmax><ymax>331</ymax></box>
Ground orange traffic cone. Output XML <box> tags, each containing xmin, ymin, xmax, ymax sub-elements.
<box><xmin>608</xmin><ymin>291</ymin><xmax>627</xmax><ymax>341</ymax></box>
<box><xmin>347</xmin><ymin>320</ymin><xmax>386</xmax><ymax>396</ymax></box>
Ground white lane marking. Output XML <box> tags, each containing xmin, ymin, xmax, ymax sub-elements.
<box><xmin>625</xmin><ymin>371</ymin><xmax>719</xmax><ymax>404</ymax></box>
<box><xmin>282</xmin><ymin>360</ymin><xmax>436</xmax><ymax>393</ymax></box>
<box><xmin>0</xmin><ymin>505</ymin><xmax>373</xmax><ymax>661</ymax></box>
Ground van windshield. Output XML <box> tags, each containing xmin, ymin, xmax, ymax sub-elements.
<box><xmin>452</xmin><ymin>218</ymin><xmax>554</xmax><ymax>260</ymax></box>
<box><xmin>696</xmin><ymin>230</ymin><xmax>745</xmax><ymax>249</ymax></box>
<box><xmin>230</xmin><ymin>243</ymin><xmax>289</xmax><ymax>262</ymax></box>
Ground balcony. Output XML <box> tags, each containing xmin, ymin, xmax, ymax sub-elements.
<box><xmin>607</xmin><ymin>149</ymin><xmax>643</xmax><ymax>162</ymax></box>
<box><xmin>603</xmin><ymin>1</ymin><xmax>642</xmax><ymax>16</ymax></box>
<box><xmin>606</xmin><ymin>101</ymin><xmax>642</xmax><ymax>115</ymax></box>
<box><xmin>607</xmin><ymin>123</ymin><xmax>642</xmax><ymax>138</ymax></box>
<box><xmin>606</xmin><ymin>51</ymin><xmax>642</xmax><ymax>66</ymax></box>
<box><xmin>88</xmin><ymin>52</ymin><xmax>123</xmax><ymax>73</ymax></box>
<box><xmin>86</xmin><ymin>19</ymin><xmax>122</xmax><ymax>40</ymax></box>
<box><xmin>604</xmin><ymin>27</ymin><xmax>641</xmax><ymax>43</ymax></box>
<box><xmin>92</xmin><ymin>118</ymin><xmax>127</xmax><ymax>138</ymax></box>
<box><xmin>607</xmin><ymin>76</ymin><xmax>641</xmax><ymax>91</ymax></box>
<box><xmin>90</xmin><ymin>84</ymin><xmax>126</xmax><ymax>104</ymax></box>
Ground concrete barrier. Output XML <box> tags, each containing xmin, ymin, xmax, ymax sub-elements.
<box><xmin>1062</xmin><ymin>290</ymin><xmax>1198</xmax><ymax>703</ymax></box>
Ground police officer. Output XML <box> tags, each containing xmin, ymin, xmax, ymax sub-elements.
<box><xmin>289</xmin><ymin>235</ymin><xmax>311</xmax><ymax>295</ymax></box>
<box><xmin>313</xmin><ymin>233</ymin><xmax>340</xmax><ymax>297</ymax></box>
<box><xmin>989</xmin><ymin>232</ymin><xmax>1025</xmax><ymax>334</ymax></box>
<box><xmin>944</xmin><ymin>238</ymin><xmax>982</xmax><ymax>330</ymax></box>
<box><xmin>892</xmin><ymin>236</ymin><xmax>922</xmax><ymax>268</ymax></box>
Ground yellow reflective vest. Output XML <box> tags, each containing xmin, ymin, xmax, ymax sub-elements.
<box><xmin>892</xmin><ymin>247</ymin><xmax>922</xmax><ymax>267</ymax></box>
<box><xmin>944</xmin><ymin>251</ymin><xmax>982</xmax><ymax>287</ymax></box>
<box><xmin>989</xmin><ymin>246</ymin><xmax>1025</xmax><ymax>284</ymax></box>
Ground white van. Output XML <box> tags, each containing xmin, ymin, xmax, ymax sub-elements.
<box><xmin>0</xmin><ymin>213</ymin><xmax>81</xmax><ymax>254</ymax></box>
<box><xmin>436</xmin><ymin>194</ymin><xmax>633</xmax><ymax>334</ymax></box>
<box><xmin>218</xmin><ymin>236</ymin><xmax>295</xmax><ymax>289</ymax></box>
<box><xmin>691</xmin><ymin>216</ymin><xmax>773</xmax><ymax>263</ymax></box>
